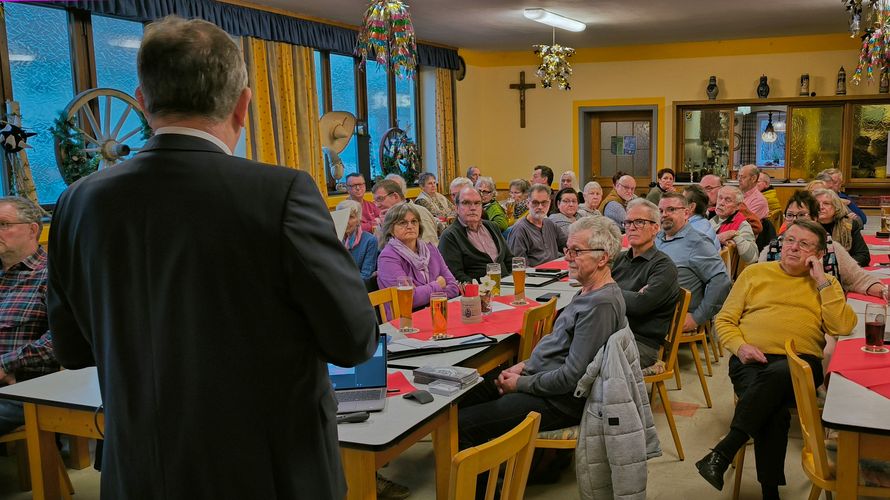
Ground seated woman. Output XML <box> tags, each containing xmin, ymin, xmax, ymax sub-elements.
<box><xmin>504</xmin><ymin>178</ymin><xmax>530</xmax><ymax>225</ymax></box>
<box><xmin>646</xmin><ymin>167</ymin><xmax>675</xmax><ymax>204</ymax></box>
<box><xmin>683</xmin><ymin>184</ymin><xmax>720</xmax><ymax>250</ymax></box>
<box><xmin>376</xmin><ymin>202</ymin><xmax>460</xmax><ymax>308</ymax></box>
<box><xmin>813</xmin><ymin>189</ymin><xmax>870</xmax><ymax>267</ymax></box>
<box><xmin>577</xmin><ymin>181</ymin><xmax>603</xmax><ymax>217</ymax></box>
<box><xmin>548</xmin><ymin>187</ymin><xmax>579</xmax><ymax>238</ymax></box>
<box><xmin>476</xmin><ymin>176</ymin><xmax>509</xmax><ymax>232</ymax></box>
<box><xmin>559</xmin><ymin>170</ymin><xmax>584</xmax><ymax>204</ymax></box>
<box><xmin>414</xmin><ymin>172</ymin><xmax>455</xmax><ymax>221</ymax></box>
<box><xmin>336</xmin><ymin>200</ymin><xmax>378</xmax><ymax>282</ymax></box>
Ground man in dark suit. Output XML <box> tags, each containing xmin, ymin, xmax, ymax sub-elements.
<box><xmin>47</xmin><ymin>16</ymin><xmax>378</xmax><ymax>500</ymax></box>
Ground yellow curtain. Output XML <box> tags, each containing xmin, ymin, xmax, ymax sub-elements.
<box><xmin>435</xmin><ymin>68</ymin><xmax>458</xmax><ymax>192</ymax></box>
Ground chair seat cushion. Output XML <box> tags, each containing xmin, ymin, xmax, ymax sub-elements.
<box><xmin>642</xmin><ymin>360</ymin><xmax>666</xmax><ymax>377</ymax></box>
<box><xmin>537</xmin><ymin>426</ymin><xmax>579</xmax><ymax>441</ymax></box>
<box><xmin>825</xmin><ymin>436</ymin><xmax>890</xmax><ymax>487</ymax></box>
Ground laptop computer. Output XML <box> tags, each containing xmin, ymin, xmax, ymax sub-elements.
<box><xmin>328</xmin><ymin>335</ymin><xmax>387</xmax><ymax>413</ymax></box>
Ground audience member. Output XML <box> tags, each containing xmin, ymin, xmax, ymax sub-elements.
<box><xmin>531</xmin><ymin>165</ymin><xmax>554</xmax><ymax>187</ymax></box>
<box><xmin>505</xmin><ymin>178</ymin><xmax>530</xmax><ymax>223</ymax></box>
<box><xmin>466</xmin><ymin>165</ymin><xmax>481</xmax><ymax>185</ymax></box>
<box><xmin>683</xmin><ymin>185</ymin><xmax>720</xmax><ymax>250</ymax></box>
<box><xmin>700</xmin><ymin>174</ymin><xmax>763</xmax><ymax>235</ymax></box>
<box><xmin>655</xmin><ymin>193</ymin><xmax>731</xmax><ymax>332</ymax></box>
<box><xmin>0</xmin><ymin>197</ymin><xmax>58</xmax><ymax>434</ymax></box>
<box><xmin>756</xmin><ymin>172</ymin><xmax>781</xmax><ymax>213</ymax></box>
<box><xmin>346</xmin><ymin>172</ymin><xmax>380</xmax><ymax>233</ymax></box>
<box><xmin>549</xmin><ymin>187</ymin><xmax>580</xmax><ymax>238</ymax></box>
<box><xmin>578</xmin><ymin>181</ymin><xmax>603</xmax><ymax>217</ymax></box>
<box><xmin>600</xmin><ymin>174</ymin><xmax>637</xmax><ymax>231</ymax></box>
<box><xmin>449</xmin><ymin>176</ymin><xmax>474</xmax><ymax>203</ymax></box>
<box><xmin>696</xmin><ymin>220</ymin><xmax>856</xmax><ymax>499</ymax></box>
<box><xmin>611</xmin><ymin>199</ymin><xmax>680</xmax><ymax>367</ymax></box>
<box><xmin>376</xmin><ymin>203</ymin><xmax>459</xmax><ymax>308</ymax></box>
<box><xmin>805</xmin><ymin>179</ymin><xmax>827</xmax><ymax>193</ymax></box>
<box><xmin>816</xmin><ymin>168</ymin><xmax>867</xmax><ymax>224</ymax></box>
<box><xmin>438</xmin><ymin>187</ymin><xmax>512</xmax><ymax>282</ymax></box>
<box><xmin>385</xmin><ymin>173</ymin><xmax>408</xmax><ymax>194</ymax></box>
<box><xmin>813</xmin><ymin>188</ymin><xmax>870</xmax><ymax>267</ymax></box>
<box><xmin>738</xmin><ymin>164</ymin><xmax>769</xmax><ymax>219</ymax></box>
<box><xmin>710</xmin><ymin>186</ymin><xmax>758</xmax><ymax>264</ymax></box>
<box><xmin>373</xmin><ymin>179</ymin><xmax>439</xmax><ymax>246</ymax></box>
<box><xmin>476</xmin><ymin>176</ymin><xmax>508</xmax><ymax>232</ymax></box>
<box><xmin>507</xmin><ymin>184</ymin><xmax>566</xmax><ymax>266</ymax></box>
<box><xmin>646</xmin><ymin>168</ymin><xmax>675</xmax><ymax>204</ymax></box>
<box><xmin>336</xmin><ymin>200</ymin><xmax>378</xmax><ymax>282</ymax></box>
<box><xmin>414</xmin><ymin>172</ymin><xmax>455</xmax><ymax>221</ymax></box>
<box><xmin>559</xmin><ymin>170</ymin><xmax>584</xmax><ymax>204</ymax></box>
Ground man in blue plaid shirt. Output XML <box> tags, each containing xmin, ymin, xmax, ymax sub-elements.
<box><xmin>0</xmin><ymin>196</ymin><xmax>57</xmax><ymax>434</ymax></box>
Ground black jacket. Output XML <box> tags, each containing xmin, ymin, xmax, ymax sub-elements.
<box><xmin>438</xmin><ymin>220</ymin><xmax>512</xmax><ymax>282</ymax></box>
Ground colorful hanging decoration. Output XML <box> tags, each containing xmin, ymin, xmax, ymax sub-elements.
<box><xmin>356</xmin><ymin>0</ymin><xmax>418</xmax><ymax>79</ymax></box>
<box><xmin>533</xmin><ymin>43</ymin><xmax>575</xmax><ymax>90</ymax></box>
<box><xmin>846</xmin><ymin>0</ymin><xmax>890</xmax><ymax>84</ymax></box>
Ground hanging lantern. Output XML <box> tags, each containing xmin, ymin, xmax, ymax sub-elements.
<box><xmin>356</xmin><ymin>0</ymin><xmax>418</xmax><ymax>79</ymax></box>
<box><xmin>533</xmin><ymin>43</ymin><xmax>575</xmax><ymax>90</ymax></box>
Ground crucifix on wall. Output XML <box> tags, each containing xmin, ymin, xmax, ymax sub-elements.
<box><xmin>509</xmin><ymin>71</ymin><xmax>536</xmax><ymax>128</ymax></box>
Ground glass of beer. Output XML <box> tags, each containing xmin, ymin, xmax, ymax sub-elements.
<box><xmin>864</xmin><ymin>303</ymin><xmax>889</xmax><ymax>353</ymax></box>
<box><xmin>881</xmin><ymin>202</ymin><xmax>890</xmax><ymax>233</ymax></box>
<box><xmin>487</xmin><ymin>263</ymin><xmax>502</xmax><ymax>296</ymax></box>
<box><xmin>396</xmin><ymin>276</ymin><xmax>419</xmax><ymax>333</ymax></box>
<box><xmin>511</xmin><ymin>257</ymin><xmax>527</xmax><ymax>305</ymax></box>
<box><xmin>505</xmin><ymin>199</ymin><xmax>515</xmax><ymax>224</ymax></box>
<box><xmin>430</xmin><ymin>292</ymin><xmax>448</xmax><ymax>335</ymax></box>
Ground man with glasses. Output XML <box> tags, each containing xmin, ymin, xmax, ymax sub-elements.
<box><xmin>710</xmin><ymin>186</ymin><xmax>759</xmax><ymax>264</ymax></box>
<box><xmin>372</xmin><ymin>179</ymin><xmax>439</xmax><ymax>245</ymax></box>
<box><xmin>738</xmin><ymin>164</ymin><xmax>769</xmax><ymax>219</ymax></box>
<box><xmin>600</xmin><ymin>174</ymin><xmax>637</xmax><ymax>231</ymax></box>
<box><xmin>476</xmin><ymin>176</ymin><xmax>509</xmax><ymax>232</ymax></box>
<box><xmin>610</xmin><ymin>199</ymin><xmax>679</xmax><ymax>367</ymax></box>
<box><xmin>698</xmin><ymin>174</ymin><xmax>763</xmax><ymax>234</ymax></box>
<box><xmin>655</xmin><ymin>193</ymin><xmax>731</xmax><ymax>333</ymax></box>
<box><xmin>507</xmin><ymin>184</ymin><xmax>566</xmax><ymax>266</ymax></box>
<box><xmin>697</xmin><ymin>220</ymin><xmax>856</xmax><ymax>499</ymax></box>
<box><xmin>345</xmin><ymin>172</ymin><xmax>380</xmax><ymax>233</ymax></box>
<box><xmin>439</xmin><ymin>187</ymin><xmax>512</xmax><ymax>282</ymax></box>
<box><xmin>0</xmin><ymin>197</ymin><xmax>58</xmax><ymax>435</ymax></box>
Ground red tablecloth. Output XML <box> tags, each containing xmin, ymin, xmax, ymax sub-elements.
<box><xmin>535</xmin><ymin>260</ymin><xmax>568</xmax><ymax>270</ymax></box>
<box><xmin>386</xmin><ymin>371</ymin><xmax>416</xmax><ymax>397</ymax></box>
<box><xmin>871</xmin><ymin>254</ymin><xmax>890</xmax><ymax>266</ymax></box>
<box><xmin>827</xmin><ymin>338</ymin><xmax>890</xmax><ymax>399</ymax></box>
<box><xmin>847</xmin><ymin>292</ymin><xmax>887</xmax><ymax>304</ymax></box>
<box><xmin>864</xmin><ymin>235</ymin><xmax>890</xmax><ymax>246</ymax></box>
<box><xmin>392</xmin><ymin>296</ymin><xmax>540</xmax><ymax>341</ymax></box>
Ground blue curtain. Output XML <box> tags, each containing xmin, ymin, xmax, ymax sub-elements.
<box><xmin>41</xmin><ymin>0</ymin><xmax>460</xmax><ymax>69</ymax></box>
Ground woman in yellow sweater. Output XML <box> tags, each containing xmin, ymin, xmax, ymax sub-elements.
<box><xmin>696</xmin><ymin>219</ymin><xmax>856</xmax><ymax>499</ymax></box>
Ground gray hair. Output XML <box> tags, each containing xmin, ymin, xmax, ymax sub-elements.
<box><xmin>372</xmin><ymin>179</ymin><xmax>405</xmax><ymax>200</ymax></box>
<box><xmin>335</xmin><ymin>199</ymin><xmax>361</xmax><ymax>218</ymax></box>
<box><xmin>509</xmin><ymin>178</ymin><xmax>530</xmax><ymax>194</ymax></box>
<box><xmin>740</xmin><ymin>164</ymin><xmax>760</xmax><ymax>177</ymax></box>
<box><xmin>378</xmin><ymin>202</ymin><xmax>424</xmax><ymax>249</ymax></box>
<box><xmin>560</xmin><ymin>170</ymin><xmax>577</xmax><ymax>187</ymax></box>
<box><xmin>583</xmin><ymin>181</ymin><xmax>602</xmax><ymax>194</ymax></box>
<box><xmin>816</xmin><ymin>168</ymin><xmax>842</xmax><ymax>182</ymax></box>
<box><xmin>417</xmin><ymin>172</ymin><xmax>437</xmax><ymax>186</ymax></box>
<box><xmin>529</xmin><ymin>184</ymin><xmax>552</xmax><ymax>197</ymax></box>
<box><xmin>475</xmin><ymin>176</ymin><xmax>496</xmax><ymax>194</ymax></box>
<box><xmin>568</xmin><ymin>215</ymin><xmax>622</xmax><ymax>264</ymax></box>
<box><xmin>718</xmin><ymin>186</ymin><xmax>744</xmax><ymax>204</ymax></box>
<box><xmin>455</xmin><ymin>186</ymin><xmax>480</xmax><ymax>205</ymax></box>
<box><xmin>450</xmin><ymin>176</ymin><xmax>473</xmax><ymax>192</ymax></box>
<box><xmin>385</xmin><ymin>174</ymin><xmax>407</xmax><ymax>194</ymax></box>
<box><xmin>138</xmin><ymin>16</ymin><xmax>248</xmax><ymax>122</ymax></box>
<box><xmin>812</xmin><ymin>188</ymin><xmax>850</xmax><ymax>219</ymax></box>
<box><xmin>0</xmin><ymin>196</ymin><xmax>43</xmax><ymax>233</ymax></box>
<box><xmin>626</xmin><ymin>198</ymin><xmax>659</xmax><ymax>222</ymax></box>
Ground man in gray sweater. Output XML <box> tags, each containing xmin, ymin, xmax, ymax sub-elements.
<box><xmin>507</xmin><ymin>184</ymin><xmax>567</xmax><ymax>266</ymax></box>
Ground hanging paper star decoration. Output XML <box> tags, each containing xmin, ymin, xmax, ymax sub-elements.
<box><xmin>0</xmin><ymin>121</ymin><xmax>35</xmax><ymax>153</ymax></box>
<box><xmin>848</xmin><ymin>0</ymin><xmax>890</xmax><ymax>84</ymax></box>
<box><xmin>356</xmin><ymin>0</ymin><xmax>418</xmax><ymax>79</ymax></box>
<box><xmin>533</xmin><ymin>44</ymin><xmax>575</xmax><ymax>90</ymax></box>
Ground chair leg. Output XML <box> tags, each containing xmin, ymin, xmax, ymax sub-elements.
<box><xmin>700</xmin><ymin>338</ymin><xmax>713</xmax><ymax>377</ymax></box>
<box><xmin>14</xmin><ymin>440</ymin><xmax>31</xmax><ymax>491</ymax></box>
<box><xmin>706</xmin><ymin>322</ymin><xmax>722</xmax><ymax>359</ymax></box>
<box><xmin>674</xmin><ymin>355</ymin><xmax>683</xmax><ymax>390</ymax></box>
<box><xmin>732</xmin><ymin>445</ymin><xmax>746</xmax><ymax>500</ymax></box>
<box><xmin>656</xmin><ymin>381</ymin><xmax>684</xmax><ymax>461</ymax></box>
<box><xmin>689</xmin><ymin>343</ymin><xmax>713</xmax><ymax>408</ymax></box>
<box><xmin>807</xmin><ymin>484</ymin><xmax>822</xmax><ymax>500</ymax></box>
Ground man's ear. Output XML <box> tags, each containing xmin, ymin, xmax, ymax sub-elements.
<box><xmin>135</xmin><ymin>87</ymin><xmax>152</xmax><ymax>124</ymax></box>
<box><xmin>232</xmin><ymin>87</ymin><xmax>252</xmax><ymax>129</ymax></box>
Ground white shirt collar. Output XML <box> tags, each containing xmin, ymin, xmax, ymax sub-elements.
<box><xmin>154</xmin><ymin>126</ymin><xmax>233</xmax><ymax>155</ymax></box>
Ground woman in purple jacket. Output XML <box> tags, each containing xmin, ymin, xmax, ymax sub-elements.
<box><xmin>377</xmin><ymin>202</ymin><xmax>460</xmax><ymax>308</ymax></box>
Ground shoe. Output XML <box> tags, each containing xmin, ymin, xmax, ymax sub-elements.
<box><xmin>376</xmin><ymin>473</ymin><xmax>411</xmax><ymax>499</ymax></box>
<box><xmin>695</xmin><ymin>450</ymin><xmax>730</xmax><ymax>491</ymax></box>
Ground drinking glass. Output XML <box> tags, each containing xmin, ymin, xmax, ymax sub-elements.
<box><xmin>864</xmin><ymin>303</ymin><xmax>889</xmax><ymax>353</ymax></box>
<box><xmin>511</xmin><ymin>257</ymin><xmax>527</xmax><ymax>306</ymax></box>
<box><xmin>396</xmin><ymin>276</ymin><xmax>419</xmax><ymax>333</ymax></box>
<box><xmin>486</xmin><ymin>263</ymin><xmax>502</xmax><ymax>296</ymax></box>
<box><xmin>430</xmin><ymin>292</ymin><xmax>448</xmax><ymax>335</ymax></box>
<box><xmin>881</xmin><ymin>202</ymin><xmax>890</xmax><ymax>233</ymax></box>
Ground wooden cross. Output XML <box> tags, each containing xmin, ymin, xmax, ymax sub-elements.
<box><xmin>509</xmin><ymin>71</ymin><xmax>536</xmax><ymax>128</ymax></box>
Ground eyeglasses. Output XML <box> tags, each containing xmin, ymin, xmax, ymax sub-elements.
<box><xmin>396</xmin><ymin>219</ymin><xmax>420</xmax><ymax>228</ymax></box>
<box><xmin>563</xmin><ymin>247</ymin><xmax>605</xmax><ymax>258</ymax></box>
<box><xmin>702</xmin><ymin>185</ymin><xmax>720</xmax><ymax>192</ymax></box>
<box><xmin>0</xmin><ymin>221</ymin><xmax>30</xmax><ymax>231</ymax></box>
<box><xmin>460</xmin><ymin>200</ymin><xmax>482</xmax><ymax>207</ymax></box>
<box><xmin>478</xmin><ymin>189</ymin><xmax>492</xmax><ymax>195</ymax></box>
<box><xmin>373</xmin><ymin>192</ymin><xmax>396</xmax><ymax>203</ymax></box>
<box><xmin>659</xmin><ymin>206</ymin><xmax>685</xmax><ymax>214</ymax></box>
<box><xmin>616</xmin><ymin>183</ymin><xmax>634</xmax><ymax>190</ymax></box>
<box><xmin>784</xmin><ymin>235</ymin><xmax>817</xmax><ymax>252</ymax></box>
<box><xmin>529</xmin><ymin>199</ymin><xmax>550</xmax><ymax>208</ymax></box>
<box><xmin>347</xmin><ymin>182</ymin><xmax>365</xmax><ymax>189</ymax></box>
<box><xmin>622</xmin><ymin>219</ymin><xmax>656</xmax><ymax>229</ymax></box>
<box><xmin>784</xmin><ymin>211</ymin><xmax>810</xmax><ymax>220</ymax></box>
<box><xmin>559</xmin><ymin>199</ymin><xmax>578</xmax><ymax>205</ymax></box>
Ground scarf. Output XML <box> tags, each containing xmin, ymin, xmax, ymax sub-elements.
<box><xmin>343</xmin><ymin>227</ymin><xmax>365</xmax><ymax>251</ymax></box>
<box><xmin>389</xmin><ymin>237</ymin><xmax>430</xmax><ymax>283</ymax></box>
<box><xmin>513</xmin><ymin>199</ymin><xmax>529</xmax><ymax>218</ymax></box>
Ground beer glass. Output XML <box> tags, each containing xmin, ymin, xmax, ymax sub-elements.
<box><xmin>864</xmin><ymin>303</ymin><xmax>889</xmax><ymax>353</ymax></box>
<box><xmin>486</xmin><ymin>263</ymin><xmax>502</xmax><ymax>296</ymax></box>
<box><xmin>511</xmin><ymin>257</ymin><xmax>527</xmax><ymax>305</ymax></box>
<box><xmin>430</xmin><ymin>292</ymin><xmax>448</xmax><ymax>335</ymax></box>
<box><xmin>881</xmin><ymin>202</ymin><xmax>890</xmax><ymax>233</ymax></box>
<box><xmin>505</xmin><ymin>199</ymin><xmax>515</xmax><ymax>224</ymax></box>
<box><xmin>396</xmin><ymin>276</ymin><xmax>419</xmax><ymax>333</ymax></box>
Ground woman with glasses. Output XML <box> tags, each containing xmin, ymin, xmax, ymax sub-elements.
<box><xmin>376</xmin><ymin>203</ymin><xmax>459</xmax><ymax>309</ymax></box>
<box><xmin>549</xmin><ymin>187</ymin><xmax>580</xmax><ymax>238</ymax></box>
<box><xmin>414</xmin><ymin>172</ymin><xmax>455</xmax><ymax>221</ymax></box>
<box><xmin>475</xmin><ymin>176</ymin><xmax>509</xmax><ymax>232</ymax></box>
<box><xmin>813</xmin><ymin>189</ymin><xmax>870</xmax><ymax>267</ymax></box>
<box><xmin>336</xmin><ymin>200</ymin><xmax>378</xmax><ymax>282</ymax></box>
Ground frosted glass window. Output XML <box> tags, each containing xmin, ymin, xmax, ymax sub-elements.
<box><xmin>850</xmin><ymin>104</ymin><xmax>890</xmax><ymax>180</ymax></box>
<box><xmin>314</xmin><ymin>51</ymin><xmax>325</xmax><ymax>114</ymax></box>
<box><xmin>93</xmin><ymin>15</ymin><xmax>142</xmax><ymax>94</ymax></box>
<box><xmin>788</xmin><ymin>106</ymin><xmax>842</xmax><ymax>181</ymax></box>
<box><xmin>395</xmin><ymin>76</ymin><xmax>417</xmax><ymax>143</ymax></box>
<box><xmin>329</xmin><ymin>54</ymin><xmax>358</xmax><ymax>185</ymax></box>
<box><xmin>366</xmin><ymin>67</ymin><xmax>390</xmax><ymax>180</ymax></box>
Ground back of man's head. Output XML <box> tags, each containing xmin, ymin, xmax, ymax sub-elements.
<box><xmin>138</xmin><ymin>16</ymin><xmax>247</xmax><ymax>122</ymax></box>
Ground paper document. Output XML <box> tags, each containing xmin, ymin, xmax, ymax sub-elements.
<box><xmin>387</xmin><ymin>334</ymin><xmax>493</xmax><ymax>354</ymax></box>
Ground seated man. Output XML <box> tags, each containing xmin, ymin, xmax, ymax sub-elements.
<box><xmin>655</xmin><ymin>193</ymin><xmax>731</xmax><ymax>333</ymax></box>
<box><xmin>697</xmin><ymin>220</ymin><xmax>856</xmax><ymax>499</ymax></box>
<box><xmin>600</xmin><ymin>174</ymin><xmax>636</xmax><ymax>231</ymax></box>
<box><xmin>449</xmin><ymin>176</ymin><xmax>474</xmax><ymax>204</ymax></box>
<box><xmin>372</xmin><ymin>179</ymin><xmax>439</xmax><ymax>246</ymax></box>
<box><xmin>0</xmin><ymin>197</ymin><xmax>59</xmax><ymax>434</ymax></box>
<box><xmin>611</xmin><ymin>199</ymin><xmax>679</xmax><ymax>368</ymax></box>
<box><xmin>345</xmin><ymin>172</ymin><xmax>380</xmax><ymax>233</ymax></box>
<box><xmin>439</xmin><ymin>187</ymin><xmax>512</xmax><ymax>282</ymax></box>
<box><xmin>459</xmin><ymin>216</ymin><xmax>626</xmax><ymax>448</ymax></box>
<box><xmin>530</xmin><ymin>165</ymin><xmax>558</xmax><ymax>215</ymax></box>
<box><xmin>507</xmin><ymin>184</ymin><xmax>566</xmax><ymax>266</ymax></box>
<box><xmin>698</xmin><ymin>174</ymin><xmax>762</xmax><ymax>235</ymax></box>
<box><xmin>710</xmin><ymin>186</ymin><xmax>759</xmax><ymax>264</ymax></box>
<box><xmin>756</xmin><ymin>172</ymin><xmax>781</xmax><ymax>213</ymax></box>
<box><xmin>738</xmin><ymin>164</ymin><xmax>769</xmax><ymax>220</ymax></box>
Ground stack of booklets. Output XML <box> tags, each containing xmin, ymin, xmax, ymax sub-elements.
<box><xmin>413</xmin><ymin>366</ymin><xmax>479</xmax><ymax>389</ymax></box>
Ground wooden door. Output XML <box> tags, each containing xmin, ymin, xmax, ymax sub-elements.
<box><xmin>587</xmin><ymin>110</ymin><xmax>653</xmax><ymax>190</ymax></box>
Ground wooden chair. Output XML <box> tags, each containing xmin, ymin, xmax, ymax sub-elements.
<box><xmin>644</xmin><ymin>288</ymin><xmax>691</xmax><ymax>461</ymax></box>
<box><xmin>720</xmin><ymin>245</ymin><xmax>740</xmax><ymax>281</ymax></box>
<box><xmin>674</xmin><ymin>323</ymin><xmax>713</xmax><ymax>408</ymax></box>
<box><xmin>0</xmin><ymin>427</ymin><xmax>74</xmax><ymax>497</ymax></box>
<box><xmin>786</xmin><ymin>338</ymin><xmax>890</xmax><ymax>500</ymax></box>
<box><xmin>517</xmin><ymin>297</ymin><xmax>557</xmax><ymax>362</ymax></box>
<box><xmin>768</xmin><ymin>208</ymin><xmax>784</xmax><ymax>232</ymax></box>
<box><xmin>449</xmin><ymin>411</ymin><xmax>541</xmax><ymax>500</ymax></box>
<box><xmin>368</xmin><ymin>287</ymin><xmax>400</xmax><ymax>323</ymax></box>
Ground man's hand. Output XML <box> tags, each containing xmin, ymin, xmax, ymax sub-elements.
<box><xmin>737</xmin><ymin>343</ymin><xmax>767</xmax><ymax>364</ymax></box>
<box><xmin>495</xmin><ymin>370</ymin><xmax>520</xmax><ymax>395</ymax></box>
<box><xmin>682</xmin><ymin>313</ymin><xmax>698</xmax><ymax>332</ymax></box>
<box><xmin>806</xmin><ymin>255</ymin><xmax>827</xmax><ymax>285</ymax></box>
<box><xmin>718</xmin><ymin>231</ymin><xmax>737</xmax><ymax>245</ymax></box>
<box><xmin>503</xmin><ymin>362</ymin><xmax>525</xmax><ymax>375</ymax></box>
<box><xmin>0</xmin><ymin>368</ymin><xmax>15</xmax><ymax>385</ymax></box>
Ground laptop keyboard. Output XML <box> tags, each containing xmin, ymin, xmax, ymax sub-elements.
<box><xmin>337</xmin><ymin>390</ymin><xmax>382</xmax><ymax>402</ymax></box>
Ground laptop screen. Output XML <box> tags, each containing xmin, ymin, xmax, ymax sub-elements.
<box><xmin>327</xmin><ymin>335</ymin><xmax>387</xmax><ymax>390</ymax></box>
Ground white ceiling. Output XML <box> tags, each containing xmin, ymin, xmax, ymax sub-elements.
<box><xmin>250</xmin><ymin>0</ymin><xmax>852</xmax><ymax>51</ymax></box>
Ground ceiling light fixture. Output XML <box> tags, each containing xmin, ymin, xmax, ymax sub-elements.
<box><xmin>762</xmin><ymin>112</ymin><xmax>778</xmax><ymax>143</ymax></box>
<box><xmin>523</xmin><ymin>8</ymin><xmax>586</xmax><ymax>32</ymax></box>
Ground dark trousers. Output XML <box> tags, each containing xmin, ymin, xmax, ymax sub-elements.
<box><xmin>728</xmin><ymin>353</ymin><xmax>823</xmax><ymax>487</ymax></box>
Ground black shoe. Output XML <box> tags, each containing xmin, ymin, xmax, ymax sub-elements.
<box><xmin>695</xmin><ymin>450</ymin><xmax>730</xmax><ymax>491</ymax></box>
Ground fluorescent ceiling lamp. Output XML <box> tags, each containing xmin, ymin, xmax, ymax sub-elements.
<box><xmin>523</xmin><ymin>8</ymin><xmax>586</xmax><ymax>32</ymax></box>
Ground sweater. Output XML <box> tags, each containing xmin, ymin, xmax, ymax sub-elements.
<box><xmin>483</xmin><ymin>200</ymin><xmax>509</xmax><ymax>232</ymax></box>
<box><xmin>507</xmin><ymin>216</ymin><xmax>567</xmax><ymax>267</ymax></box>
<box><xmin>715</xmin><ymin>262</ymin><xmax>856</xmax><ymax>359</ymax></box>
<box><xmin>548</xmin><ymin>212</ymin><xmax>577</xmax><ymax>238</ymax></box>
<box><xmin>438</xmin><ymin>220</ymin><xmax>512</xmax><ymax>282</ymax></box>
<box><xmin>762</xmin><ymin>187</ymin><xmax>781</xmax><ymax>213</ymax></box>
<box><xmin>344</xmin><ymin>231</ymin><xmax>379</xmax><ymax>281</ymax></box>
<box><xmin>823</xmin><ymin>219</ymin><xmax>871</xmax><ymax>268</ymax></box>
<box><xmin>376</xmin><ymin>240</ymin><xmax>460</xmax><ymax>308</ymax></box>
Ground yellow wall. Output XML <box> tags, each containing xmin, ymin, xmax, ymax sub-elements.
<box><xmin>455</xmin><ymin>33</ymin><xmax>867</xmax><ymax>184</ymax></box>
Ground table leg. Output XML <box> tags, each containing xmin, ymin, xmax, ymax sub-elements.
<box><xmin>835</xmin><ymin>430</ymin><xmax>858</xmax><ymax>500</ymax></box>
<box><xmin>431</xmin><ymin>405</ymin><xmax>458</xmax><ymax>499</ymax></box>
<box><xmin>341</xmin><ymin>448</ymin><xmax>377</xmax><ymax>500</ymax></box>
<box><xmin>66</xmin><ymin>436</ymin><xmax>91</xmax><ymax>469</ymax></box>
<box><xmin>23</xmin><ymin>403</ymin><xmax>62</xmax><ymax>500</ymax></box>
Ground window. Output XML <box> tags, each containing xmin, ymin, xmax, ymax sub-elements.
<box><xmin>788</xmin><ymin>106</ymin><xmax>842</xmax><ymax>181</ymax></box>
<box><xmin>850</xmin><ymin>103</ymin><xmax>890</xmax><ymax>181</ymax></box>
<box><xmin>329</xmin><ymin>54</ymin><xmax>359</xmax><ymax>185</ymax></box>
<box><xmin>755</xmin><ymin>112</ymin><xmax>786</xmax><ymax>168</ymax></box>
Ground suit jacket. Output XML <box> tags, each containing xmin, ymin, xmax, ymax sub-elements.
<box><xmin>47</xmin><ymin>134</ymin><xmax>379</xmax><ymax>500</ymax></box>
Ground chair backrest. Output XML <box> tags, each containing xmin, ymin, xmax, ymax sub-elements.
<box><xmin>368</xmin><ymin>287</ymin><xmax>400</xmax><ymax>323</ymax></box>
<box><xmin>756</xmin><ymin>217</ymin><xmax>777</xmax><ymax>252</ymax></box>
<box><xmin>517</xmin><ymin>298</ymin><xmax>557</xmax><ymax>361</ymax></box>
<box><xmin>449</xmin><ymin>411</ymin><xmax>542</xmax><ymax>500</ymax></box>
<box><xmin>719</xmin><ymin>245</ymin><xmax>741</xmax><ymax>281</ymax></box>
<box><xmin>660</xmin><ymin>289</ymin><xmax>692</xmax><ymax>377</ymax></box>
<box><xmin>768</xmin><ymin>208</ymin><xmax>784</xmax><ymax>231</ymax></box>
<box><xmin>785</xmin><ymin>338</ymin><xmax>832</xmax><ymax>482</ymax></box>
